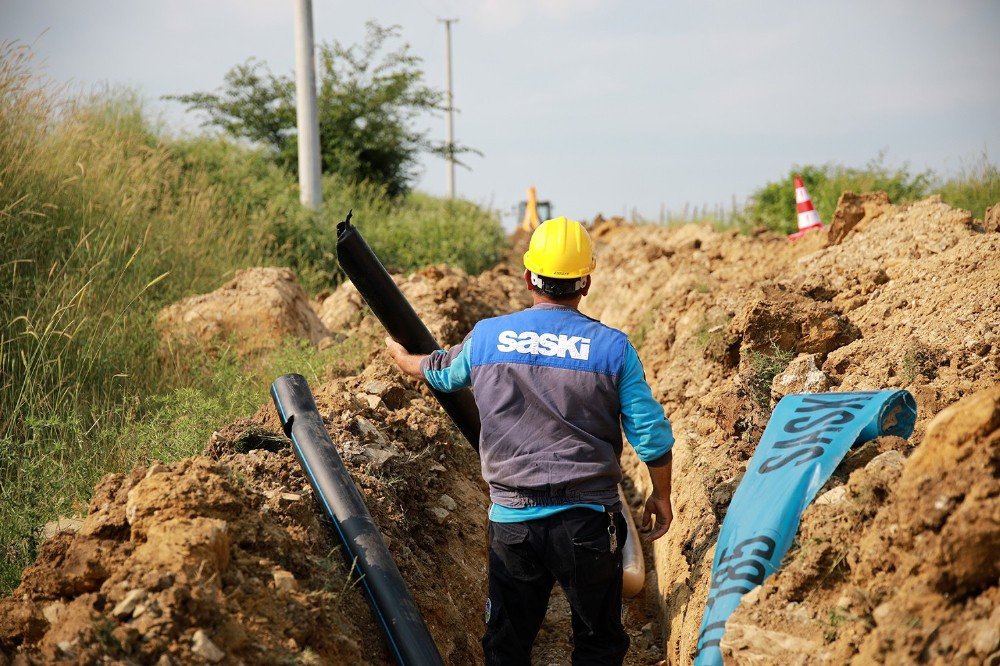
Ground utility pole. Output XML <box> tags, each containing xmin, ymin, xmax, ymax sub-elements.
<box><xmin>294</xmin><ymin>0</ymin><xmax>322</xmax><ymax>209</ymax></box>
<box><xmin>439</xmin><ymin>18</ymin><xmax>458</xmax><ymax>200</ymax></box>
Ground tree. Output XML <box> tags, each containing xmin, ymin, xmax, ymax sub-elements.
<box><xmin>170</xmin><ymin>22</ymin><xmax>472</xmax><ymax>197</ymax></box>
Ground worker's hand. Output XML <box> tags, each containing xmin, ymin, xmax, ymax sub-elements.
<box><xmin>385</xmin><ymin>337</ymin><xmax>407</xmax><ymax>365</ymax></box>
<box><xmin>642</xmin><ymin>493</ymin><xmax>673</xmax><ymax>542</ymax></box>
<box><xmin>384</xmin><ymin>337</ymin><xmax>425</xmax><ymax>378</ymax></box>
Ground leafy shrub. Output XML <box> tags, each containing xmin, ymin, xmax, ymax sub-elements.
<box><xmin>264</xmin><ymin>178</ymin><xmax>506</xmax><ymax>291</ymax></box>
<box><xmin>741</xmin><ymin>152</ymin><xmax>1000</xmax><ymax>234</ymax></box>
<box><xmin>353</xmin><ymin>191</ymin><xmax>506</xmax><ymax>277</ymax></box>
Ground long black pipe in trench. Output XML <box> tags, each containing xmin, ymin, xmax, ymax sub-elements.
<box><xmin>336</xmin><ymin>211</ymin><xmax>482</xmax><ymax>451</ymax></box>
<box><xmin>271</xmin><ymin>374</ymin><xmax>444</xmax><ymax>666</ymax></box>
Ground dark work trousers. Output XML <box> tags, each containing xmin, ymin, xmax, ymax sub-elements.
<box><xmin>482</xmin><ymin>508</ymin><xmax>629</xmax><ymax>666</ymax></box>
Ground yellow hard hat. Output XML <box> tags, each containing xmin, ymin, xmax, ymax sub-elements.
<box><xmin>523</xmin><ymin>216</ymin><xmax>596</xmax><ymax>279</ymax></box>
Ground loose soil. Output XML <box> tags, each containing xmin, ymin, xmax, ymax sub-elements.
<box><xmin>582</xmin><ymin>195</ymin><xmax>999</xmax><ymax>664</ymax></box>
<box><xmin>2</xmin><ymin>195</ymin><xmax>997</xmax><ymax>665</ymax></box>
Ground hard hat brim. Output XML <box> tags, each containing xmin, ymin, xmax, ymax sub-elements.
<box><xmin>523</xmin><ymin>252</ymin><xmax>596</xmax><ymax>279</ymax></box>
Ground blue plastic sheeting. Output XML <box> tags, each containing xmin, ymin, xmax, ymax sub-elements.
<box><xmin>693</xmin><ymin>390</ymin><xmax>916</xmax><ymax>665</ymax></box>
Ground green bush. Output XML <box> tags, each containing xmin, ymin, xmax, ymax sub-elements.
<box><xmin>742</xmin><ymin>155</ymin><xmax>931</xmax><ymax>234</ymax></box>
<box><xmin>349</xmin><ymin>191</ymin><xmax>506</xmax><ymax>276</ymax></box>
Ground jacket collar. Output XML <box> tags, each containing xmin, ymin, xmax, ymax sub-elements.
<box><xmin>529</xmin><ymin>303</ymin><xmax>580</xmax><ymax>312</ymax></box>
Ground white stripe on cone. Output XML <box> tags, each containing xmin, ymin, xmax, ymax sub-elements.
<box><xmin>798</xmin><ymin>209</ymin><xmax>821</xmax><ymax>228</ymax></box>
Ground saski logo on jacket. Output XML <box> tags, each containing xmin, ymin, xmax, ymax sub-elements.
<box><xmin>495</xmin><ymin>330</ymin><xmax>592</xmax><ymax>361</ymax></box>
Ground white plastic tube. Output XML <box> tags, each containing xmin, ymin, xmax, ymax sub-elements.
<box><xmin>620</xmin><ymin>485</ymin><xmax>645</xmax><ymax>598</ymax></box>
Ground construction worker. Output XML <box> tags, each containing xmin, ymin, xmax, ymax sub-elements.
<box><xmin>385</xmin><ymin>217</ymin><xmax>674</xmax><ymax>665</ymax></box>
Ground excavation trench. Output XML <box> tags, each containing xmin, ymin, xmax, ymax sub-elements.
<box><xmin>331</xmin><ymin>215</ymin><xmax>653</xmax><ymax>663</ymax></box>
<box><xmin>2</xmin><ymin>196</ymin><xmax>997</xmax><ymax>665</ymax></box>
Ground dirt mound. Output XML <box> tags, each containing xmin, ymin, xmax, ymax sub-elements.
<box><xmin>156</xmin><ymin>260</ymin><xmax>528</xmax><ymax>363</ymax></box>
<box><xmin>826</xmin><ymin>191</ymin><xmax>893</xmax><ymax>246</ymax></box>
<box><xmin>394</xmin><ymin>263</ymin><xmax>530</xmax><ymax>346</ymax></box>
<box><xmin>582</xmin><ymin>194</ymin><xmax>999</xmax><ymax>663</ymax></box>
<box><xmin>0</xmin><ymin>455</ymin><xmax>369</xmax><ymax>664</ymax></box>
<box><xmin>985</xmin><ymin>203</ymin><xmax>1000</xmax><ymax>233</ymax></box>
<box><xmin>314</xmin><ymin>280</ymin><xmax>365</xmax><ymax>333</ymax></box>
<box><xmin>156</xmin><ymin>267</ymin><xmax>330</xmax><ymax>357</ymax></box>
<box><xmin>0</xmin><ymin>359</ymin><xmax>487</xmax><ymax>664</ymax></box>
<box><xmin>722</xmin><ymin>385</ymin><xmax>1000</xmax><ymax>664</ymax></box>
<box><xmin>506</xmin><ymin>225</ymin><xmax>532</xmax><ymax>263</ymax></box>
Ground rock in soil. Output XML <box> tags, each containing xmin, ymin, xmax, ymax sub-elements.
<box><xmin>155</xmin><ymin>267</ymin><xmax>330</xmax><ymax>357</ymax></box>
<box><xmin>191</xmin><ymin>630</ymin><xmax>225</xmax><ymax>663</ymax></box>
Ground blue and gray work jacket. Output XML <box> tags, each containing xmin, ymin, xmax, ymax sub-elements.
<box><xmin>420</xmin><ymin>303</ymin><xmax>673</xmax><ymax>520</ymax></box>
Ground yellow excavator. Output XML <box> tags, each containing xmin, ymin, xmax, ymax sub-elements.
<box><xmin>519</xmin><ymin>186</ymin><xmax>552</xmax><ymax>232</ymax></box>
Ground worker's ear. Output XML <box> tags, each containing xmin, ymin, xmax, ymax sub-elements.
<box><xmin>523</xmin><ymin>269</ymin><xmax>535</xmax><ymax>292</ymax></box>
<box><xmin>580</xmin><ymin>275</ymin><xmax>592</xmax><ymax>297</ymax></box>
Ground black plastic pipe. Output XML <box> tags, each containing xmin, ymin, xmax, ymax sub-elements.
<box><xmin>271</xmin><ymin>373</ymin><xmax>444</xmax><ymax>666</ymax></box>
<box><xmin>336</xmin><ymin>211</ymin><xmax>481</xmax><ymax>451</ymax></box>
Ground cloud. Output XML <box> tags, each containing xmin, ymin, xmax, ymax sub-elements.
<box><xmin>472</xmin><ymin>0</ymin><xmax>606</xmax><ymax>31</ymax></box>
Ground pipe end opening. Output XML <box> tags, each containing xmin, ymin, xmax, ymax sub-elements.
<box><xmin>336</xmin><ymin>209</ymin><xmax>354</xmax><ymax>241</ymax></box>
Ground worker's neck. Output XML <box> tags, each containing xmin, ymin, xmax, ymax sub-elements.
<box><xmin>532</xmin><ymin>293</ymin><xmax>582</xmax><ymax>310</ymax></box>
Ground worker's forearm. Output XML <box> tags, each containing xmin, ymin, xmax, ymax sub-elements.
<box><xmin>647</xmin><ymin>452</ymin><xmax>672</xmax><ymax>500</ymax></box>
<box><xmin>385</xmin><ymin>336</ymin><xmax>429</xmax><ymax>379</ymax></box>
<box><xmin>642</xmin><ymin>452</ymin><xmax>673</xmax><ymax>540</ymax></box>
<box><xmin>396</xmin><ymin>352</ymin><xmax>427</xmax><ymax>379</ymax></box>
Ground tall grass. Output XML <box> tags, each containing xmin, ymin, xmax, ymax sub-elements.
<box><xmin>936</xmin><ymin>154</ymin><xmax>1000</xmax><ymax>220</ymax></box>
<box><xmin>0</xmin><ymin>44</ymin><xmax>269</xmax><ymax>588</ymax></box>
<box><xmin>0</xmin><ymin>43</ymin><xmax>505</xmax><ymax>591</ymax></box>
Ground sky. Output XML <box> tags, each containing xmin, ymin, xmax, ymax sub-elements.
<box><xmin>3</xmin><ymin>0</ymin><xmax>999</xmax><ymax>227</ymax></box>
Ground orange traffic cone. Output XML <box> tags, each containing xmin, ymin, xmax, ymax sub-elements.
<box><xmin>788</xmin><ymin>175</ymin><xmax>824</xmax><ymax>240</ymax></box>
